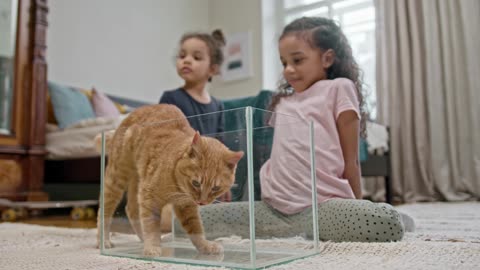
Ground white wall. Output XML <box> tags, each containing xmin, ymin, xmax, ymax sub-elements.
<box><xmin>208</xmin><ymin>0</ymin><xmax>264</xmax><ymax>99</ymax></box>
<box><xmin>47</xmin><ymin>0</ymin><xmax>209</xmax><ymax>102</ymax></box>
<box><xmin>47</xmin><ymin>0</ymin><xmax>269</xmax><ymax>101</ymax></box>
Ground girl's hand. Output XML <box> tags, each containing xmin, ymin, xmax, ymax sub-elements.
<box><xmin>343</xmin><ymin>161</ymin><xmax>362</xmax><ymax>199</ymax></box>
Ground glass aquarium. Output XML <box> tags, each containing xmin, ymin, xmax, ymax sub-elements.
<box><xmin>99</xmin><ymin>107</ymin><xmax>319</xmax><ymax>269</ymax></box>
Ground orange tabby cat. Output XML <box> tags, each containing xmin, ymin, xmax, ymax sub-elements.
<box><xmin>97</xmin><ymin>104</ymin><xmax>243</xmax><ymax>256</ymax></box>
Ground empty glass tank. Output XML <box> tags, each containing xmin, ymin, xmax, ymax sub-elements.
<box><xmin>99</xmin><ymin>107</ymin><xmax>319</xmax><ymax>269</ymax></box>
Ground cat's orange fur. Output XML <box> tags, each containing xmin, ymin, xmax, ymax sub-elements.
<box><xmin>96</xmin><ymin>104</ymin><xmax>243</xmax><ymax>256</ymax></box>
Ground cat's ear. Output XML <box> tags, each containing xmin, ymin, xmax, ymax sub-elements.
<box><xmin>226</xmin><ymin>151</ymin><xmax>244</xmax><ymax>169</ymax></box>
<box><xmin>192</xmin><ymin>131</ymin><xmax>201</xmax><ymax>145</ymax></box>
<box><xmin>189</xmin><ymin>131</ymin><xmax>201</xmax><ymax>158</ymax></box>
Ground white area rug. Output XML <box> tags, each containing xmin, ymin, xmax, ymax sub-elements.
<box><xmin>1</xmin><ymin>202</ymin><xmax>479</xmax><ymax>270</ymax></box>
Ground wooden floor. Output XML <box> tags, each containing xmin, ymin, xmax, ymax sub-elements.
<box><xmin>11</xmin><ymin>215</ymin><xmax>133</xmax><ymax>232</ymax></box>
<box><xmin>2</xmin><ymin>207</ymin><xmax>172</xmax><ymax>232</ymax></box>
<box><xmin>8</xmin><ymin>215</ymin><xmax>162</xmax><ymax>234</ymax></box>
<box><xmin>18</xmin><ymin>215</ymin><xmax>97</xmax><ymax>228</ymax></box>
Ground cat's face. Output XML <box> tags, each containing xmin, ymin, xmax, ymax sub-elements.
<box><xmin>175</xmin><ymin>132</ymin><xmax>244</xmax><ymax>205</ymax></box>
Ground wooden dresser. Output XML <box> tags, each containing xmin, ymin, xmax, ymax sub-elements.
<box><xmin>0</xmin><ymin>0</ymin><xmax>48</xmax><ymax>201</ymax></box>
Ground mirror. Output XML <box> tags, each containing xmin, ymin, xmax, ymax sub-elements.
<box><xmin>0</xmin><ymin>0</ymin><xmax>18</xmax><ymax>135</ymax></box>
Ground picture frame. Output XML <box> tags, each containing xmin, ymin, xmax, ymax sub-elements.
<box><xmin>221</xmin><ymin>31</ymin><xmax>253</xmax><ymax>82</ymax></box>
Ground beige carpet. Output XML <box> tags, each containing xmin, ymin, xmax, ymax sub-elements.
<box><xmin>1</xmin><ymin>202</ymin><xmax>479</xmax><ymax>270</ymax></box>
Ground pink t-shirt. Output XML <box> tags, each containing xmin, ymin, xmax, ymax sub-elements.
<box><xmin>260</xmin><ymin>78</ymin><xmax>360</xmax><ymax>214</ymax></box>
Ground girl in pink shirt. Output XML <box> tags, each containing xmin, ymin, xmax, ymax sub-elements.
<box><xmin>178</xmin><ymin>17</ymin><xmax>413</xmax><ymax>243</ymax></box>
<box><xmin>260</xmin><ymin>16</ymin><xmax>366</xmax><ymax>213</ymax></box>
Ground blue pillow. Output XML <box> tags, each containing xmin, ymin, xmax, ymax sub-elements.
<box><xmin>48</xmin><ymin>81</ymin><xmax>96</xmax><ymax>129</ymax></box>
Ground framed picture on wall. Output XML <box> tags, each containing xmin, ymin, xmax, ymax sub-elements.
<box><xmin>221</xmin><ymin>31</ymin><xmax>253</xmax><ymax>82</ymax></box>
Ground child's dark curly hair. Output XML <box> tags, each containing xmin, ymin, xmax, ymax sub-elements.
<box><xmin>270</xmin><ymin>17</ymin><xmax>367</xmax><ymax>138</ymax></box>
<box><xmin>179</xmin><ymin>29</ymin><xmax>226</xmax><ymax>82</ymax></box>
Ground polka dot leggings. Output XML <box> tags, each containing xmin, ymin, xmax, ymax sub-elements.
<box><xmin>174</xmin><ymin>199</ymin><xmax>404</xmax><ymax>242</ymax></box>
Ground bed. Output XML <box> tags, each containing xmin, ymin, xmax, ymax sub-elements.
<box><xmin>43</xmin><ymin>93</ymin><xmax>151</xmax><ymax>189</ymax></box>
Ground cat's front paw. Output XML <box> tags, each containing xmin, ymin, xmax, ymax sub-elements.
<box><xmin>196</xmin><ymin>240</ymin><xmax>224</xmax><ymax>254</ymax></box>
<box><xmin>143</xmin><ymin>245</ymin><xmax>163</xmax><ymax>257</ymax></box>
<box><xmin>96</xmin><ymin>239</ymin><xmax>114</xmax><ymax>249</ymax></box>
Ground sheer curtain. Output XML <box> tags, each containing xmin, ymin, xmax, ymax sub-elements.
<box><xmin>375</xmin><ymin>0</ymin><xmax>480</xmax><ymax>202</ymax></box>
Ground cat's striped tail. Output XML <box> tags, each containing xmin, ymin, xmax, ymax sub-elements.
<box><xmin>94</xmin><ymin>129</ymin><xmax>115</xmax><ymax>154</ymax></box>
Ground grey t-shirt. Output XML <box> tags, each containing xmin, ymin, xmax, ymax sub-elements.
<box><xmin>159</xmin><ymin>88</ymin><xmax>224</xmax><ymax>136</ymax></box>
